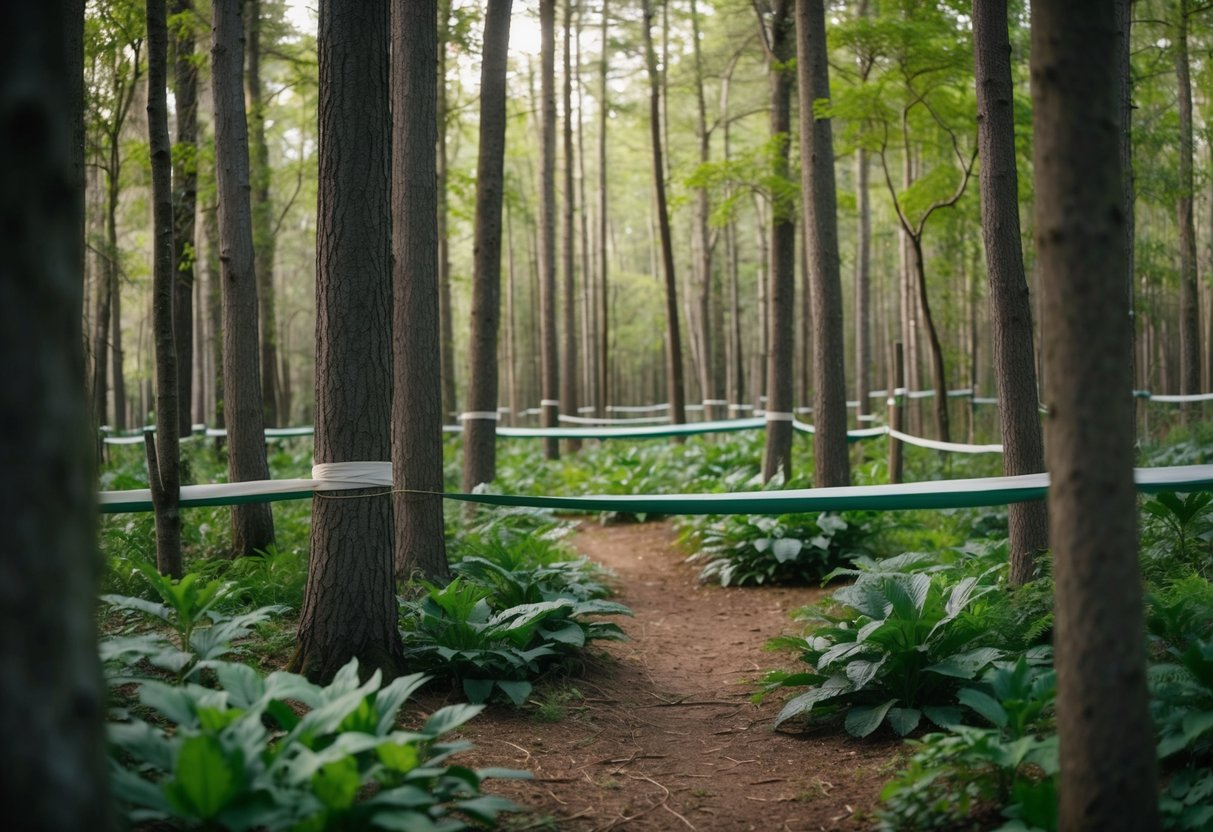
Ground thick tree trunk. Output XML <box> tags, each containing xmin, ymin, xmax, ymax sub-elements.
<box><xmin>796</xmin><ymin>0</ymin><xmax>849</xmax><ymax>488</ymax></box>
<box><xmin>462</xmin><ymin>0</ymin><xmax>513</xmax><ymax>492</ymax></box>
<box><xmin>245</xmin><ymin>0</ymin><xmax>280</xmax><ymax>427</ymax></box>
<box><xmin>291</xmin><ymin>0</ymin><xmax>404</xmax><ymax>682</ymax></box>
<box><xmin>393</xmin><ymin>0</ymin><xmax>449</xmax><ymax>582</ymax></box>
<box><xmin>761</xmin><ymin>0</ymin><xmax>795</xmax><ymax>482</ymax></box>
<box><xmin>640</xmin><ymin>0</ymin><xmax>687</xmax><ymax>431</ymax></box>
<box><xmin>437</xmin><ymin>0</ymin><xmax>458</xmax><ymax>424</ymax></box>
<box><xmin>1031</xmin><ymin>2</ymin><xmax>1160</xmax><ymax>827</ymax></box>
<box><xmin>1175</xmin><ymin>0</ymin><xmax>1199</xmax><ymax>402</ymax></box>
<box><xmin>973</xmin><ymin>0</ymin><xmax>1047</xmax><ymax>583</ymax></box>
<box><xmin>1115</xmin><ymin>0</ymin><xmax>1135</xmax><ymax>422</ymax></box>
<box><xmin>172</xmin><ymin>0</ymin><xmax>198</xmax><ymax>438</ymax></box>
<box><xmin>211</xmin><ymin>0</ymin><xmax>275</xmax><ymax>555</ymax></box>
<box><xmin>560</xmin><ymin>0</ymin><xmax>580</xmax><ymax>452</ymax></box>
<box><xmin>0</xmin><ymin>2</ymin><xmax>112</xmax><ymax>821</ymax></box>
<box><xmin>146</xmin><ymin>0</ymin><xmax>182</xmax><ymax>578</ymax></box>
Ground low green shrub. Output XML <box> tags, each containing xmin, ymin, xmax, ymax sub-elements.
<box><xmin>108</xmin><ymin>658</ymin><xmax>525</xmax><ymax>831</ymax></box>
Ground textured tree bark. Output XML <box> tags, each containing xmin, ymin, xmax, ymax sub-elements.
<box><xmin>972</xmin><ymin>0</ymin><xmax>1047</xmax><ymax>584</ymax></box>
<box><xmin>245</xmin><ymin>0</ymin><xmax>280</xmax><ymax>428</ymax></box>
<box><xmin>641</xmin><ymin>0</ymin><xmax>687</xmax><ymax>433</ymax></box>
<box><xmin>462</xmin><ymin>0</ymin><xmax>513</xmax><ymax>493</ymax></box>
<box><xmin>538</xmin><ymin>0</ymin><xmax>561</xmax><ymax>459</ymax></box>
<box><xmin>560</xmin><ymin>0</ymin><xmax>581</xmax><ymax>452</ymax></box>
<box><xmin>1114</xmin><ymin>0</ymin><xmax>1136</xmax><ymax>423</ymax></box>
<box><xmin>204</xmin><ymin>204</ymin><xmax>225</xmax><ymax>429</ymax></box>
<box><xmin>437</xmin><ymin>0</ymin><xmax>458</xmax><ymax>425</ymax></box>
<box><xmin>853</xmin><ymin>1</ymin><xmax>871</xmax><ymax>424</ymax></box>
<box><xmin>393</xmin><ymin>0</ymin><xmax>449</xmax><ymax>582</ymax></box>
<box><xmin>1032</xmin><ymin>2</ymin><xmax>1160</xmax><ymax>827</ymax></box>
<box><xmin>575</xmin><ymin>14</ymin><xmax>595</xmax><ymax>418</ymax></box>
<box><xmin>0</xmin><ymin>1</ymin><xmax>112</xmax><ymax>821</ymax></box>
<box><xmin>111</xmin><ymin>269</ymin><xmax>126</xmax><ymax>428</ymax></box>
<box><xmin>146</xmin><ymin>0</ymin><xmax>183</xmax><ymax>578</ymax></box>
<box><xmin>690</xmin><ymin>0</ymin><xmax>718</xmax><ymax>421</ymax></box>
<box><xmin>211</xmin><ymin>0</ymin><xmax>275</xmax><ymax>555</ymax></box>
<box><xmin>596</xmin><ymin>0</ymin><xmax>610</xmax><ymax>418</ymax></box>
<box><xmin>796</xmin><ymin>0</ymin><xmax>849</xmax><ymax>488</ymax></box>
<box><xmin>1175</xmin><ymin>0</ymin><xmax>1199</xmax><ymax>405</ymax></box>
<box><xmin>291</xmin><ymin>0</ymin><xmax>404</xmax><ymax>682</ymax></box>
<box><xmin>761</xmin><ymin>0</ymin><xmax>795</xmax><ymax>482</ymax></box>
<box><xmin>172</xmin><ymin>0</ymin><xmax>198</xmax><ymax>438</ymax></box>
<box><xmin>887</xmin><ymin>342</ymin><xmax>904</xmax><ymax>484</ymax></box>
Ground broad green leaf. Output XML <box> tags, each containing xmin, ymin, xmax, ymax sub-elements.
<box><xmin>215</xmin><ymin>662</ymin><xmax>264</xmax><ymax>708</ymax></box>
<box><xmin>845</xmin><ymin>699</ymin><xmax>897</xmax><ymax>737</ymax></box>
<box><xmin>377</xmin><ymin>741</ymin><xmax>421</xmax><ymax>774</ymax></box>
<box><xmin>311</xmin><ymin>756</ymin><xmax>360</xmax><ymax>810</ymax></box>
<box><xmin>165</xmin><ymin>734</ymin><xmax>241</xmax><ymax>819</ymax></box>
<box><xmin>771</xmin><ymin>538</ymin><xmax>804</xmax><ymax>563</ymax></box>
<box><xmin>926</xmin><ymin>647</ymin><xmax>1003</xmax><ymax>679</ymax></box>
<box><xmin>374</xmin><ymin>672</ymin><xmax>429</xmax><ymax>735</ymax></box>
<box><xmin>462</xmin><ymin>679</ymin><xmax>493</xmax><ymax>703</ymax></box>
<box><xmin>958</xmin><ymin>687</ymin><xmax>1008</xmax><ymax>728</ymax></box>
<box><xmin>425</xmin><ymin>703</ymin><xmax>485</xmax><ymax>736</ymax></box>
<box><xmin>922</xmin><ymin>705</ymin><xmax>963</xmax><ymax>729</ymax></box>
<box><xmin>845</xmin><ymin>657</ymin><xmax>886</xmax><ymax>690</ymax></box>
<box><xmin>456</xmin><ymin>794</ymin><xmax>521</xmax><ymax>824</ymax></box>
<box><xmin>371</xmin><ymin>810</ymin><xmax>444</xmax><ymax>832</ymax></box>
<box><xmin>886</xmin><ymin>706</ymin><xmax>922</xmax><ymax>736</ymax></box>
<box><xmin>495</xmin><ymin>680</ymin><xmax>532</xmax><ymax>706</ymax></box>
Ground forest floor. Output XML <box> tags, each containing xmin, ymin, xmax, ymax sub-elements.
<box><xmin>435</xmin><ymin>520</ymin><xmax>904</xmax><ymax>831</ymax></box>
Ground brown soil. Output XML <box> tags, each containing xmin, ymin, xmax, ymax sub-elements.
<box><xmin>444</xmin><ymin>520</ymin><xmax>903</xmax><ymax>831</ymax></box>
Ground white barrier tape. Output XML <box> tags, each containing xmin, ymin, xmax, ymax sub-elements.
<box><xmin>702</xmin><ymin>399</ymin><xmax>728</xmax><ymax>406</ymax></box>
<box><xmin>887</xmin><ymin>427</ymin><xmax>1003</xmax><ymax>454</ymax></box>
<box><xmin>459</xmin><ymin>412</ymin><xmax>501</xmax><ymax>421</ymax></box>
<box><xmin>577</xmin><ymin>406</ymin><xmax>595</xmax><ymax>413</ymax></box>
<box><xmin>607</xmin><ymin>403</ymin><xmax>671</xmax><ymax>412</ymax></box>
<box><xmin>765</xmin><ymin>412</ymin><xmax>795</xmax><ymax>422</ymax></box>
<box><xmin>887</xmin><ymin>398</ymin><xmax>897</xmax><ymax>407</ymax></box>
<box><xmin>1148</xmin><ymin>392</ymin><xmax>1213</xmax><ymax>403</ymax></box>
<box><xmin>539</xmin><ymin>399</ymin><xmax>561</xmax><ymax>407</ymax></box>
<box><xmin>311</xmin><ymin>461</ymin><xmax>393</xmax><ymax>487</ymax></box>
<box><xmin>686</xmin><ymin>404</ymin><xmax>705</xmax><ymax>411</ymax></box>
<box><xmin>557</xmin><ymin>414</ymin><xmax>671</xmax><ymax>425</ymax></box>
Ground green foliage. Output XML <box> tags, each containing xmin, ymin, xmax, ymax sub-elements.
<box><xmin>108</xmin><ymin>658</ymin><xmax>526</xmax><ymax>831</ymax></box>
<box><xmin>399</xmin><ymin>578</ymin><xmax>630</xmax><ymax>706</ymax></box>
<box><xmin>682</xmin><ymin>510</ymin><xmax>878</xmax><ymax>586</ymax></box>
<box><xmin>763</xmin><ymin>568</ymin><xmax>1004</xmax><ymax>737</ymax></box>
<box><xmin>1142</xmin><ymin>491</ymin><xmax>1213</xmax><ymax>579</ymax></box>
<box><xmin>877</xmin><ymin>658</ymin><xmax>1059</xmax><ymax>832</ymax></box>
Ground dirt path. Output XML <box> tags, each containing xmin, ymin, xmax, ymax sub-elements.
<box><xmin>449</xmin><ymin>521</ymin><xmax>902</xmax><ymax>831</ymax></box>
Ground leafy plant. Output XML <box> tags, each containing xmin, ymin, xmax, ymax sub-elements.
<box><xmin>108</xmin><ymin>658</ymin><xmax>526</xmax><ymax>831</ymax></box>
<box><xmin>877</xmin><ymin>657</ymin><xmax>1059</xmax><ymax>832</ymax></box>
<box><xmin>99</xmin><ymin>560</ymin><xmax>285</xmax><ymax>681</ymax></box>
<box><xmin>684</xmin><ymin>511</ymin><xmax>877</xmax><ymax>586</ymax></box>
<box><xmin>764</xmin><ymin>569</ymin><xmax>1003</xmax><ymax>736</ymax></box>
<box><xmin>399</xmin><ymin>578</ymin><xmax>629</xmax><ymax>706</ymax></box>
<box><xmin>1143</xmin><ymin>491</ymin><xmax>1213</xmax><ymax>578</ymax></box>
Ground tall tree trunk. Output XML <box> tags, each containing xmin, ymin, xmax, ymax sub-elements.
<box><xmin>721</xmin><ymin>53</ymin><xmax>745</xmax><ymax>410</ymax></box>
<box><xmin>560</xmin><ymin>0</ymin><xmax>580</xmax><ymax>451</ymax></box>
<box><xmin>507</xmin><ymin>200</ymin><xmax>521</xmax><ymax>426</ymax></box>
<box><xmin>437</xmin><ymin>0</ymin><xmax>458</xmax><ymax>424</ymax></box>
<box><xmin>855</xmin><ymin>147</ymin><xmax>871</xmax><ymax>421</ymax></box>
<box><xmin>1031</xmin><ymin>2</ymin><xmax>1160</xmax><ymax>827</ymax></box>
<box><xmin>146</xmin><ymin>0</ymin><xmax>182</xmax><ymax>578</ymax></box>
<box><xmin>973</xmin><ymin>0</ymin><xmax>1047</xmax><ymax>584</ymax></box>
<box><xmin>291</xmin><ymin>0</ymin><xmax>404</xmax><ymax>681</ymax></box>
<box><xmin>171</xmin><ymin>0</ymin><xmax>198</xmax><ymax>438</ymax></box>
<box><xmin>211</xmin><ymin>0</ymin><xmax>275</xmax><ymax>556</ymax></box>
<box><xmin>1175</xmin><ymin>0</ymin><xmax>1199</xmax><ymax>403</ymax></box>
<box><xmin>462</xmin><ymin>0</ymin><xmax>513</xmax><ymax>492</ymax></box>
<box><xmin>1</xmin><ymin>1</ymin><xmax>112</xmax><ymax>822</ymax></box>
<box><xmin>204</xmin><ymin>203</ymin><xmax>224</xmax><ymax>429</ymax></box>
<box><xmin>640</xmin><ymin>0</ymin><xmax>687</xmax><ymax>430</ymax></box>
<box><xmin>796</xmin><ymin>0</ymin><xmax>849</xmax><ymax>487</ymax></box>
<box><xmin>690</xmin><ymin>0</ymin><xmax>716</xmax><ymax>419</ymax></box>
<box><xmin>575</xmin><ymin>11</ymin><xmax>594</xmax><ymax>416</ymax></box>
<box><xmin>909</xmin><ymin>235</ymin><xmax>951</xmax><ymax>442</ymax></box>
<box><xmin>92</xmin><ymin>206</ymin><xmax>113</xmax><ymax>428</ymax></box>
<box><xmin>596</xmin><ymin>0</ymin><xmax>609</xmax><ymax>417</ymax></box>
<box><xmin>539</xmin><ymin>0</ymin><xmax>561</xmax><ymax>458</ymax></box>
<box><xmin>245</xmin><ymin>0</ymin><xmax>280</xmax><ymax>427</ymax></box>
<box><xmin>393</xmin><ymin>0</ymin><xmax>449</xmax><ymax>581</ymax></box>
<box><xmin>761</xmin><ymin>0</ymin><xmax>795</xmax><ymax>482</ymax></box>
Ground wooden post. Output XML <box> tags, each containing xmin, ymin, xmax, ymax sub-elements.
<box><xmin>888</xmin><ymin>341</ymin><xmax>904</xmax><ymax>484</ymax></box>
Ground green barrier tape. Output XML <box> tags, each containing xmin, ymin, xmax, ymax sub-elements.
<box><xmin>98</xmin><ymin>464</ymin><xmax>1213</xmax><ymax>516</ymax></box>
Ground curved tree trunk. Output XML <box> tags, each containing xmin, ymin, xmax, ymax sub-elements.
<box><xmin>393</xmin><ymin>0</ymin><xmax>448</xmax><ymax>582</ymax></box>
<box><xmin>0</xmin><ymin>2</ymin><xmax>111</xmax><ymax>821</ymax></box>
<box><xmin>1031</xmin><ymin>1</ymin><xmax>1160</xmax><ymax>827</ymax></box>
<box><xmin>211</xmin><ymin>0</ymin><xmax>275</xmax><ymax>556</ymax></box>
<box><xmin>291</xmin><ymin>0</ymin><xmax>403</xmax><ymax>682</ymax></box>
<box><xmin>973</xmin><ymin>0</ymin><xmax>1047</xmax><ymax>584</ymax></box>
<box><xmin>795</xmin><ymin>0</ymin><xmax>849</xmax><ymax>488</ymax></box>
<box><xmin>462</xmin><ymin>0</ymin><xmax>513</xmax><ymax>492</ymax></box>
<box><xmin>761</xmin><ymin>0</ymin><xmax>795</xmax><ymax>482</ymax></box>
<box><xmin>640</xmin><ymin>0</ymin><xmax>686</xmax><ymax>431</ymax></box>
<box><xmin>171</xmin><ymin>0</ymin><xmax>198</xmax><ymax>438</ymax></box>
<box><xmin>146</xmin><ymin>0</ymin><xmax>183</xmax><ymax>578</ymax></box>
